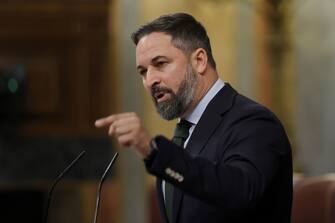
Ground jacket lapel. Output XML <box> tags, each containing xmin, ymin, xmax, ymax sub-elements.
<box><xmin>186</xmin><ymin>83</ymin><xmax>237</xmax><ymax>156</ymax></box>
<box><xmin>172</xmin><ymin>84</ymin><xmax>237</xmax><ymax>223</ymax></box>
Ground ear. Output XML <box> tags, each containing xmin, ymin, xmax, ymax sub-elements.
<box><xmin>190</xmin><ymin>48</ymin><xmax>208</xmax><ymax>75</ymax></box>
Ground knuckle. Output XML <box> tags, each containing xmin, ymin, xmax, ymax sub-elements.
<box><xmin>131</xmin><ymin>112</ymin><xmax>137</xmax><ymax>116</ymax></box>
<box><xmin>132</xmin><ymin>116</ymin><xmax>139</xmax><ymax>123</ymax></box>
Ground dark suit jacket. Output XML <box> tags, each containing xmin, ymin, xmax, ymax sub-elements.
<box><xmin>145</xmin><ymin>84</ymin><xmax>292</xmax><ymax>223</ymax></box>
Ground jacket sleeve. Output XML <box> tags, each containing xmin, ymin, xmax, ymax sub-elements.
<box><xmin>144</xmin><ymin>117</ymin><xmax>290</xmax><ymax>212</ymax></box>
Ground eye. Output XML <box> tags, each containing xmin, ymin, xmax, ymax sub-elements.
<box><xmin>138</xmin><ymin>68</ymin><xmax>147</xmax><ymax>77</ymax></box>
<box><xmin>156</xmin><ymin>61</ymin><xmax>167</xmax><ymax>68</ymax></box>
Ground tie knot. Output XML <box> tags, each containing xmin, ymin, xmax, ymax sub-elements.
<box><xmin>173</xmin><ymin>119</ymin><xmax>192</xmax><ymax>144</ymax></box>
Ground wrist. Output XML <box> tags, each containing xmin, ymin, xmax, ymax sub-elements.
<box><xmin>144</xmin><ymin>136</ymin><xmax>158</xmax><ymax>160</ymax></box>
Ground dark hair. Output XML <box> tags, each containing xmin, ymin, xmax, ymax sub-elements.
<box><xmin>131</xmin><ymin>13</ymin><xmax>216</xmax><ymax>69</ymax></box>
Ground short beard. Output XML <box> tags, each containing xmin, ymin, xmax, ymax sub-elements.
<box><xmin>152</xmin><ymin>65</ymin><xmax>198</xmax><ymax>120</ymax></box>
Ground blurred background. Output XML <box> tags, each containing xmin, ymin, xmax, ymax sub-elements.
<box><xmin>0</xmin><ymin>0</ymin><xmax>334</xmax><ymax>222</ymax></box>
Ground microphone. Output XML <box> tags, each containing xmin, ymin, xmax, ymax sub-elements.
<box><xmin>43</xmin><ymin>150</ymin><xmax>86</xmax><ymax>223</ymax></box>
<box><xmin>92</xmin><ymin>152</ymin><xmax>119</xmax><ymax>223</ymax></box>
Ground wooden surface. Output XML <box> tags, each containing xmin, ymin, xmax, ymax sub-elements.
<box><xmin>0</xmin><ymin>2</ymin><xmax>115</xmax><ymax>137</ymax></box>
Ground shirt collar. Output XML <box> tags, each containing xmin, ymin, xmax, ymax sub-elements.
<box><xmin>185</xmin><ymin>78</ymin><xmax>225</xmax><ymax>125</ymax></box>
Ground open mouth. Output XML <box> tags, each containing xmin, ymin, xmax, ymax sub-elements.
<box><xmin>151</xmin><ymin>86</ymin><xmax>172</xmax><ymax>103</ymax></box>
<box><xmin>155</xmin><ymin>92</ymin><xmax>164</xmax><ymax>99</ymax></box>
<box><xmin>154</xmin><ymin>92</ymin><xmax>168</xmax><ymax>103</ymax></box>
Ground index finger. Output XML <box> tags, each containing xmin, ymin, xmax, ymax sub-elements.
<box><xmin>95</xmin><ymin>115</ymin><xmax>116</xmax><ymax>128</ymax></box>
<box><xmin>94</xmin><ymin>112</ymin><xmax>136</xmax><ymax>128</ymax></box>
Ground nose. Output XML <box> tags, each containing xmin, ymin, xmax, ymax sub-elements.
<box><xmin>143</xmin><ymin>67</ymin><xmax>160</xmax><ymax>89</ymax></box>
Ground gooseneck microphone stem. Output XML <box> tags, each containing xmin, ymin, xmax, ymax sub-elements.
<box><xmin>92</xmin><ymin>152</ymin><xmax>119</xmax><ymax>223</ymax></box>
<box><xmin>43</xmin><ymin>150</ymin><xmax>86</xmax><ymax>223</ymax></box>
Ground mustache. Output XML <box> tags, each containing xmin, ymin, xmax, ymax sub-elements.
<box><xmin>151</xmin><ymin>85</ymin><xmax>173</xmax><ymax>96</ymax></box>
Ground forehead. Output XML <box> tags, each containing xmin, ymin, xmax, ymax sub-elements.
<box><xmin>135</xmin><ymin>32</ymin><xmax>183</xmax><ymax>65</ymax></box>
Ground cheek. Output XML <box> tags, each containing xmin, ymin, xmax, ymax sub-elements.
<box><xmin>166</xmin><ymin>68</ymin><xmax>187</xmax><ymax>92</ymax></box>
<box><xmin>169</xmin><ymin>80</ymin><xmax>182</xmax><ymax>94</ymax></box>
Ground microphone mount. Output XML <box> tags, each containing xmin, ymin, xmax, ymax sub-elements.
<box><xmin>92</xmin><ymin>152</ymin><xmax>119</xmax><ymax>223</ymax></box>
<box><xmin>43</xmin><ymin>150</ymin><xmax>86</xmax><ymax>223</ymax></box>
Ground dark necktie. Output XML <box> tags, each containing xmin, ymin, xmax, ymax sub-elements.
<box><xmin>165</xmin><ymin>119</ymin><xmax>192</xmax><ymax>223</ymax></box>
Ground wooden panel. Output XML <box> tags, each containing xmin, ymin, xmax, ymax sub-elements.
<box><xmin>0</xmin><ymin>47</ymin><xmax>67</xmax><ymax>116</ymax></box>
<box><xmin>0</xmin><ymin>2</ymin><xmax>114</xmax><ymax>137</ymax></box>
<box><xmin>26</xmin><ymin>56</ymin><xmax>62</xmax><ymax>114</ymax></box>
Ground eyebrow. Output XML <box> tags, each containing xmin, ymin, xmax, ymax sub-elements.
<box><xmin>152</xmin><ymin>55</ymin><xmax>168</xmax><ymax>64</ymax></box>
<box><xmin>136</xmin><ymin>55</ymin><xmax>168</xmax><ymax>71</ymax></box>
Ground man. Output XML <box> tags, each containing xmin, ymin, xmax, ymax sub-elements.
<box><xmin>95</xmin><ymin>13</ymin><xmax>292</xmax><ymax>223</ymax></box>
